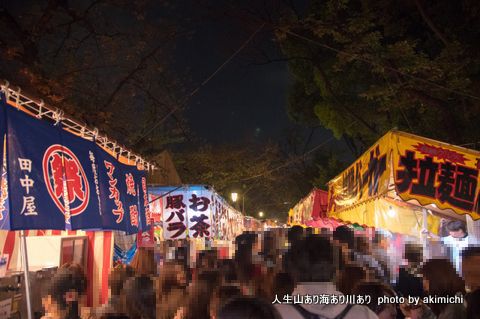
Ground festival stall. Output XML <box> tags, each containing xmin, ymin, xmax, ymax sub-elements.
<box><xmin>243</xmin><ymin>216</ymin><xmax>262</xmax><ymax>232</ymax></box>
<box><xmin>288</xmin><ymin>189</ymin><xmax>345</xmax><ymax>231</ymax></box>
<box><xmin>327</xmin><ymin>130</ymin><xmax>480</xmax><ymax>244</ymax></box>
<box><xmin>149</xmin><ymin>185</ymin><xmax>250</xmax><ymax>260</ymax></box>
<box><xmin>149</xmin><ymin>185</ymin><xmax>245</xmax><ymax>241</ymax></box>
<box><xmin>0</xmin><ymin>84</ymin><xmax>152</xmax><ymax>317</ymax></box>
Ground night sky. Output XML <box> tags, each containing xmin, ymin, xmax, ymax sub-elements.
<box><xmin>173</xmin><ymin>2</ymin><xmax>348</xmax><ymax>157</ymax></box>
<box><xmin>177</xmin><ymin>21</ymin><xmax>292</xmax><ymax>144</ymax></box>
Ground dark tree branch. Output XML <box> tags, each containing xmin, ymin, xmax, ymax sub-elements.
<box><xmin>414</xmin><ymin>0</ymin><xmax>448</xmax><ymax>46</ymax></box>
<box><xmin>314</xmin><ymin>64</ymin><xmax>380</xmax><ymax>136</ymax></box>
<box><xmin>0</xmin><ymin>7</ymin><xmax>38</xmax><ymax>63</ymax></box>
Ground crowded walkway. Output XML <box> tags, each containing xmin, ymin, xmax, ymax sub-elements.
<box><xmin>37</xmin><ymin>223</ymin><xmax>479</xmax><ymax>319</ymax></box>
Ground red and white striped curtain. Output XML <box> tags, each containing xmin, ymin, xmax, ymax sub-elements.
<box><xmin>0</xmin><ymin>230</ymin><xmax>113</xmax><ymax>307</ymax></box>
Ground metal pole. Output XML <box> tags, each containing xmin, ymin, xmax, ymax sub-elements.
<box><xmin>20</xmin><ymin>230</ymin><xmax>33</xmax><ymax>319</ymax></box>
<box><xmin>242</xmin><ymin>195</ymin><xmax>245</xmax><ymax>215</ymax></box>
<box><xmin>421</xmin><ymin>208</ymin><xmax>430</xmax><ymax>260</ymax></box>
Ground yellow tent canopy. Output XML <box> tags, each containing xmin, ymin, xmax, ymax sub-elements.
<box><xmin>328</xmin><ymin>130</ymin><xmax>480</xmax><ymax>237</ymax></box>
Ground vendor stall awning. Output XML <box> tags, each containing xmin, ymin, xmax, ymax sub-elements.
<box><xmin>327</xmin><ymin>130</ymin><xmax>480</xmax><ymax>236</ymax></box>
<box><xmin>289</xmin><ymin>189</ymin><xmax>329</xmax><ymax>225</ymax></box>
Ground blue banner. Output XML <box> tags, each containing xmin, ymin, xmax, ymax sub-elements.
<box><xmin>0</xmin><ymin>96</ymin><xmax>7</xmax><ymax>229</ymax></box>
<box><xmin>7</xmin><ymin>105</ymin><xmax>66</xmax><ymax>230</ymax></box>
<box><xmin>96</xmin><ymin>150</ymin><xmax>148</xmax><ymax>234</ymax></box>
<box><xmin>1</xmin><ymin>96</ymin><xmax>149</xmax><ymax>234</ymax></box>
<box><xmin>113</xmin><ymin>242</ymin><xmax>137</xmax><ymax>265</ymax></box>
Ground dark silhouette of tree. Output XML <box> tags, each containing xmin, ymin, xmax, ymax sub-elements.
<box><xmin>0</xmin><ymin>0</ymin><xmax>189</xmax><ymax>156</ymax></box>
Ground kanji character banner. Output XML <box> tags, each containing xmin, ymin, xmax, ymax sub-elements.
<box><xmin>392</xmin><ymin>131</ymin><xmax>480</xmax><ymax>220</ymax></box>
<box><xmin>148</xmin><ymin>194</ymin><xmax>162</xmax><ymax>223</ymax></box>
<box><xmin>327</xmin><ymin>131</ymin><xmax>480</xmax><ymax>237</ymax></box>
<box><xmin>328</xmin><ymin>133</ymin><xmax>391</xmax><ymax>214</ymax></box>
<box><xmin>0</xmin><ymin>95</ymin><xmax>149</xmax><ymax>233</ymax></box>
<box><xmin>151</xmin><ymin>185</ymin><xmax>244</xmax><ymax>240</ymax></box>
<box><xmin>160</xmin><ymin>188</ymin><xmax>213</xmax><ymax>240</ymax></box>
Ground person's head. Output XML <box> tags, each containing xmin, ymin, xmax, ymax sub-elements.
<box><xmin>42</xmin><ymin>268</ymin><xmax>86</xmax><ymax>319</ymax></box>
<box><xmin>218</xmin><ymin>297</ymin><xmax>281</xmax><ymax>319</ymax></box>
<box><xmin>235</xmin><ymin>232</ymin><xmax>258</xmax><ymax>261</ymax></box>
<box><xmin>98</xmin><ymin>315</ymin><xmax>129</xmax><ymax>319</ymax></box>
<box><xmin>123</xmin><ymin>276</ymin><xmax>156</xmax><ymax>319</ymax></box>
<box><xmin>336</xmin><ymin>264</ymin><xmax>368</xmax><ymax>295</ymax></box>
<box><xmin>184</xmin><ymin>270</ymin><xmax>221</xmax><ymax>319</ymax></box>
<box><xmin>421</xmin><ymin>258</ymin><xmax>466</xmax><ymax>315</ymax></box>
<box><xmin>354</xmin><ymin>235</ymin><xmax>371</xmax><ymax>255</ymax></box>
<box><xmin>320</xmin><ymin>228</ymin><xmax>331</xmax><ymax>236</ymax></box>
<box><xmin>130</xmin><ymin>247</ymin><xmax>156</xmax><ymax>276</ymax></box>
<box><xmin>286</xmin><ymin>235</ymin><xmax>340</xmax><ymax>283</ymax></box>
<box><xmin>59</xmin><ymin>263</ymin><xmax>87</xmax><ymax>298</ymax></box>
<box><xmin>109</xmin><ymin>264</ymin><xmax>135</xmax><ymax>297</ymax></box>
<box><xmin>352</xmin><ymin>281</ymin><xmax>397</xmax><ymax>319</ymax></box>
<box><xmin>176</xmin><ymin>245</ymin><xmax>189</xmax><ymax>263</ymax></box>
<box><xmin>462</xmin><ymin>246</ymin><xmax>480</xmax><ymax>291</ymax></box>
<box><xmin>333</xmin><ymin>225</ymin><xmax>354</xmax><ymax>250</ymax></box>
<box><xmin>287</xmin><ymin>226</ymin><xmax>304</xmax><ymax>246</ymax></box>
<box><xmin>305</xmin><ymin>227</ymin><xmax>314</xmax><ymax>236</ymax></box>
<box><xmin>234</xmin><ymin>232</ymin><xmax>258</xmax><ymax>283</ymax></box>
<box><xmin>446</xmin><ymin>220</ymin><xmax>467</xmax><ymax>238</ymax></box>
<box><xmin>158</xmin><ymin>261</ymin><xmax>187</xmax><ymax>294</ymax></box>
<box><xmin>466</xmin><ymin>288</ymin><xmax>480</xmax><ymax>319</ymax></box>
<box><xmin>373</xmin><ymin>231</ymin><xmax>389</xmax><ymax>250</ymax></box>
<box><xmin>218</xmin><ymin>259</ymin><xmax>238</xmax><ymax>284</ymax></box>
<box><xmin>404</xmin><ymin>242</ymin><xmax>423</xmax><ymax>265</ymax></box>
<box><xmin>261</xmin><ymin>231</ymin><xmax>277</xmax><ymax>258</ymax></box>
<box><xmin>209</xmin><ymin>285</ymin><xmax>242</xmax><ymax>319</ymax></box>
<box><xmin>272</xmin><ymin>272</ymin><xmax>295</xmax><ymax>297</ymax></box>
<box><xmin>197</xmin><ymin>249</ymin><xmax>218</xmax><ymax>270</ymax></box>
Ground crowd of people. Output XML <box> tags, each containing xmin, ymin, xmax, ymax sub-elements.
<box><xmin>38</xmin><ymin>223</ymin><xmax>480</xmax><ymax>319</ymax></box>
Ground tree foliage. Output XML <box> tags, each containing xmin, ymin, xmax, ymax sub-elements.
<box><xmin>0</xmin><ymin>0</ymin><xmax>189</xmax><ymax>156</ymax></box>
<box><xmin>174</xmin><ymin>143</ymin><xmax>312</xmax><ymax>220</ymax></box>
<box><xmin>276</xmin><ymin>0</ymin><xmax>480</xmax><ymax>152</ymax></box>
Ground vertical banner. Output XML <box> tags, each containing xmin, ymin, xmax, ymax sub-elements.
<box><xmin>6</xmin><ymin>106</ymin><xmax>66</xmax><ymax>230</ymax></box>
<box><xmin>186</xmin><ymin>190</ymin><xmax>212</xmax><ymax>238</ymax></box>
<box><xmin>0</xmin><ymin>96</ymin><xmax>6</xmax><ymax>224</ymax></box>
<box><xmin>151</xmin><ymin>186</ymin><xmax>245</xmax><ymax>240</ymax></box>
<box><xmin>162</xmin><ymin>190</ymin><xmax>188</xmax><ymax>239</ymax></box>
<box><xmin>58</xmin><ymin>129</ymin><xmax>102</xmax><ymax>230</ymax></box>
<box><xmin>96</xmin><ymin>150</ymin><xmax>147</xmax><ymax>234</ymax></box>
<box><xmin>137</xmin><ymin>227</ymin><xmax>155</xmax><ymax>248</ymax></box>
<box><xmin>149</xmin><ymin>194</ymin><xmax>162</xmax><ymax>223</ymax></box>
<box><xmin>161</xmin><ymin>188</ymin><xmax>213</xmax><ymax>240</ymax></box>
<box><xmin>328</xmin><ymin>133</ymin><xmax>391</xmax><ymax>215</ymax></box>
<box><xmin>2</xmin><ymin>97</ymin><xmax>149</xmax><ymax>233</ymax></box>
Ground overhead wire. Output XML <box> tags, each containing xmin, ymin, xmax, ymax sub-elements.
<box><xmin>239</xmin><ymin>17</ymin><xmax>480</xmax><ymax>182</ymax></box>
<box><xmin>135</xmin><ymin>12</ymin><xmax>480</xmax><ymax>181</ymax></box>
<box><xmin>134</xmin><ymin>22</ymin><xmax>266</xmax><ymax>144</ymax></box>
<box><xmin>281</xmin><ymin>29</ymin><xmax>480</xmax><ymax>101</ymax></box>
<box><xmin>241</xmin><ymin>120</ymin><xmax>358</xmax><ymax>182</ymax></box>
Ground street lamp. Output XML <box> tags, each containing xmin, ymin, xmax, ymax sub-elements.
<box><xmin>258</xmin><ymin>211</ymin><xmax>264</xmax><ymax>218</ymax></box>
<box><xmin>231</xmin><ymin>192</ymin><xmax>238</xmax><ymax>203</ymax></box>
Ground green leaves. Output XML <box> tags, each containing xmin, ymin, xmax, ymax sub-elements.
<box><xmin>277</xmin><ymin>0</ymin><xmax>480</xmax><ymax>150</ymax></box>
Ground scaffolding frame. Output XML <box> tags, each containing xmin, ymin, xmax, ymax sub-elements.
<box><xmin>0</xmin><ymin>81</ymin><xmax>153</xmax><ymax>170</ymax></box>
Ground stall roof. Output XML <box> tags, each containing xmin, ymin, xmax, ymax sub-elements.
<box><xmin>327</xmin><ymin>130</ymin><xmax>480</xmax><ymax>236</ymax></box>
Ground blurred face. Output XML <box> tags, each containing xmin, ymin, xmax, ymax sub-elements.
<box><xmin>422</xmin><ymin>278</ymin><xmax>430</xmax><ymax>293</ymax></box>
<box><xmin>378</xmin><ymin>304</ymin><xmax>397</xmax><ymax>319</ymax></box>
<box><xmin>381</xmin><ymin>238</ymin><xmax>390</xmax><ymax>250</ymax></box>
<box><xmin>175</xmin><ymin>265</ymin><xmax>187</xmax><ymax>287</ymax></box>
<box><xmin>42</xmin><ymin>296</ymin><xmax>61</xmax><ymax>318</ymax></box>
<box><xmin>449</xmin><ymin>229</ymin><xmax>466</xmax><ymax>238</ymax></box>
<box><xmin>253</xmin><ymin>235</ymin><xmax>261</xmax><ymax>255</ymax></box>
<box><xmin>463</xmin><ymin>256</ymin><xmax>480</xmax><ymax>291</ymax></box>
